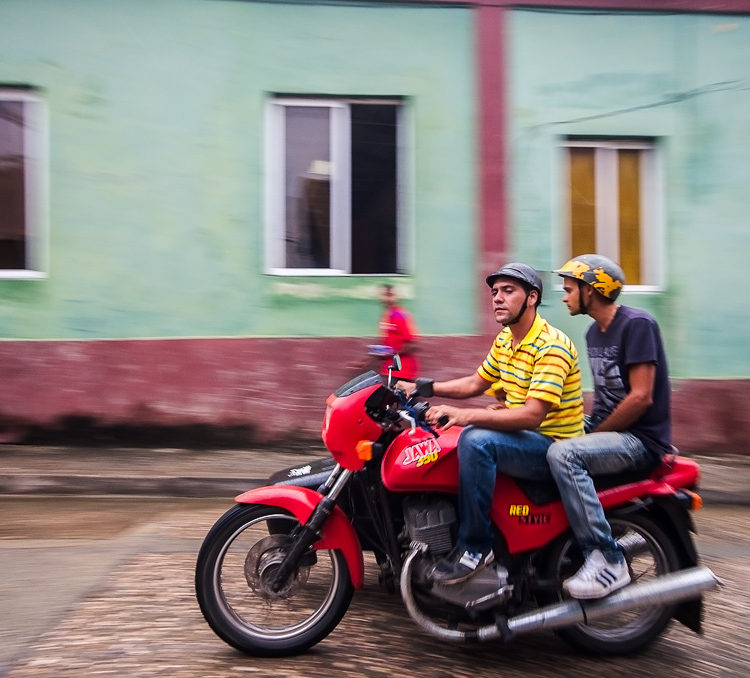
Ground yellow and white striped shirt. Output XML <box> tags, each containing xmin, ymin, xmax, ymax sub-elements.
<box><xmin>478</xmin><ymin>313</ymin><xmax>584</xmax><ymax>440</ymax></box>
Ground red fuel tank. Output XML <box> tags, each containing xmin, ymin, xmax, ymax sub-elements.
<box><xmin>381</xmin><ymin>426</ymin><xmax>462</xmax><ymax>493</ymax></box>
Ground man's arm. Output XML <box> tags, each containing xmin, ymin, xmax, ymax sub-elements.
<box><xmin>593</xmin><ymin>362</ymin><xmax>655</xmax><ymax>432</ymax></box>
<box><xmin>426</xmin><ymin>395</ymin><xmax>551</xmax><ymax>431</ymax></box>
<box><xmin>433</xmin><ymin>372</ymin><xmax>492</xmax><ymax>399</ymax></box>
<box><xmin>396</xmin><ymin>370</ymin><xmax>488</xmax><ymax>398</ymax></box>
<box><xmin>397</xmin><ymin>339</ymin><xmax>418</xmax><ymax>356</ymax></box>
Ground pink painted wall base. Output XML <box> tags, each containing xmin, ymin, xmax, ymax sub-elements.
<box><xmin>0</xmin><ymin>337</ymin><xmax>746</xmax><ymax>454</ymax></box>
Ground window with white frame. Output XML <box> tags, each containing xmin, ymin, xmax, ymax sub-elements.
<box><xmin>265</xmin><ymin>97</ymin><xmax>407</xmax><ymax>275</ymax></box>
<box><xmin>561</xmin><ymin>138</ymin><xmax>663</xmax><ymax>288</ymax></box>
<box><xmin>0</xmin><ymin>88</ymin><xmax>47</xmax><ymax>278</ymax></box>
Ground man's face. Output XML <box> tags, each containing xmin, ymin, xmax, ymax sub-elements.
<box><xmin>379</xmin><ymin>287</ymin><xmax>396</xmax><ymax>307</ymax></box>
<box><xmin>561</xmin><ymin>278</ymin><xmax>584</xmax><ymax>316</ymax></box>
<box><xmin>490</xmin><ymin>277</ymin><xmax>533</xmax><ymax>324</ymax></box>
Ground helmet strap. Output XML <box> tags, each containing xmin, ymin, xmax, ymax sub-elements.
<box><xmin>505</xmin><ymin>293</ymin><xmax>530</xmax><ymax>326</ymax></box>
<box><xmin>577</xmin><ymin>280</ymin><xmax>589</xmax><ymax>315</ymax></box>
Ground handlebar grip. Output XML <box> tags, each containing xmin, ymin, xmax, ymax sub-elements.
<box><xmin>437</xmin><ymin>414</ymin><xmax>450</xmax><ymax>427</ymax></box>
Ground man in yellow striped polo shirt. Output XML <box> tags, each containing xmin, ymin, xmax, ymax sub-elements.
<box><xmin>422</xmin><ymin>263</ymin><xmax>584</xmax><ymax>585</ymax></box>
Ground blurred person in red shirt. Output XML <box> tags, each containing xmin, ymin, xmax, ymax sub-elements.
<box><xmin>352</xmin><ymin>284</ymin><xmax>420</xmax><ymax>380</ymax></box>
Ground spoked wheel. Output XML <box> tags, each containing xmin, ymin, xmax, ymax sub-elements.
<box><xmin>545</xmin><ymin>511</ymin><xmax>680</xmax><ymax>655</ymax></box>
<box><xmin>195</xmin><ymin>503</ymin><xmax>353</xmax><ymax>657</ymax></box>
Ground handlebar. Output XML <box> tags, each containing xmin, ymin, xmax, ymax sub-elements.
<box><xmin>391</xmin><ymin>385</ymin><xmax>442</xmax><ymax>438</ymax></box>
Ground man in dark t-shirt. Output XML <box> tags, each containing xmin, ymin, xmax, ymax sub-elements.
<box><xmin>587</xmin><ymin>305</ymin><xmax>671</xmax><ymax>454</ymax></box>
<box><xmin>548</xmin><ymin>254</ymin><xmax>671</xmax><ymax>600</ymax></box>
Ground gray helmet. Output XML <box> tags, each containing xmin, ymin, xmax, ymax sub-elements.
<box><xmin>486</xmin><ymin>262</ymin><xmax>543</xmax><ymax>304</ymax></box>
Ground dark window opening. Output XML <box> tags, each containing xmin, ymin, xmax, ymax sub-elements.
<box><xmin>351</xmin><ymin>104</ymin><xmax>397</xmax><ymax>274</ymax></box>
<box><xmin>0</xmin><ymin>100</ymin><xmax>27</xmax><ymax>269</ymax></box>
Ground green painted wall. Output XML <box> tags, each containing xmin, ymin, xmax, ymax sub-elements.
<box><xmin>508</xmin><ymin>10</ymin><xmax>750</xmax><ymax>379</ymax></box>
<box><xmin>0</xmin><ymin>0</ymin><xmax>476</xmax><ymax>339</ymax></box>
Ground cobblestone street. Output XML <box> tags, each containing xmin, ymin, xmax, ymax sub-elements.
<box><xmin>2</xmin><ymin>498</ymin><xmax>749</xmax><ymax>677</ymax></box>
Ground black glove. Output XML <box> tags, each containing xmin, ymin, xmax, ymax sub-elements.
<box><xmin>414</xmin><ymin>377</ymin><xmax>434</xmax><ymax>398</ymax></box>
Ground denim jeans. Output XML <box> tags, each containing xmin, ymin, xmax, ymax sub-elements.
<box><xmin>546</xmin><ymin>431</ymin><xmax>655</xmax><ymax>563</ymax></box>
<box><xmin>456</xmin><ymin>425</ymin><xmax>554</xmax><ymax>554</ymax></box>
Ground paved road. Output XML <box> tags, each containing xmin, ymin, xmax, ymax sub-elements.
<box><xmin>1</xmin><ymin>446</ymin><xmax>749</xmax><ymax>505</ymax></box>
<box><xmin>1</xmin><ymin>498</ymin><xmax>748</xmax><ymax>677</ymax></box>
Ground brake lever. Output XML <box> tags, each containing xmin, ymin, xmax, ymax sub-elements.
<box><xmin>393</xmin><ymin>389</ymin><xmax>442</xmax><ymax>437</ymax></box>
<box><xmin>398</xmin><ymin>410</ymin><xmax>417</xmax><ymax>434</ymax></box>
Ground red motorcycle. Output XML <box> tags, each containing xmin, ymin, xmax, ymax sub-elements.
<box><xmin>195</xmin><ymin>364</ymin><xmax>720</xmax><ymax>657</ymax></box>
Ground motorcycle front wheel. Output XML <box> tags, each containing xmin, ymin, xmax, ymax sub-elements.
<box><xmin>195</xmin><ymin>503</ymin><xmax>354</xmax><ymax>657</ymax></box>
<box><xmin>544</xmin><ymin>511</ymin><xmax>680</xmax><ymax>655</ymax></box>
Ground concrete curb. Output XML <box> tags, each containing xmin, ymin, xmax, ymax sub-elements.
<box><xmin>0</xmin><ymin>473</ymin><xmax>748</xmax><ymax>506</ymax></box>
<box><xmin>1</xmin><ymin>446</ymin><xmax>748</xmax><ymax>505</ymax></box>
<box><xmin>0</xmin><ymin>475</ymin><xmax>267</xmax><ymax>498</ymax></box>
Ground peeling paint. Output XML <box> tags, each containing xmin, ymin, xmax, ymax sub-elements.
<box><xmin>269</xmin><ymin>281</ymin><xmax>415</xmax><ymax>301</ymax></box>
<box><xmin>712</xmin><ymin>23</ymin><xmax>739</xmax><ymax>33</ymax></box>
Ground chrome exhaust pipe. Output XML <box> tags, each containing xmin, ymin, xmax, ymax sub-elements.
<box><xmin>401</xmin><ymin>542</ymin><xmax>721</xmax><ymax>644</ymax></box>
<box><xmin>477</xmin><ymin>565</ymin><xmax>722</xmax><ymax>641</ymax></box>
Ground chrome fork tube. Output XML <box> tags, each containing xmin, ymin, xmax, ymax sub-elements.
<box><xmin>317</xmin><ymin>463</ymin><xmax>342</xmax><ymax>495</ymax></box>
<box><xmin>325</xmin><ymin>466</ymin><xmax>352</xmax><ymax>502</ymax></box>
<box><xmin>271</xmin><ymin>466</ymin><xmax>352</xmax><ymax>593</ymax></box>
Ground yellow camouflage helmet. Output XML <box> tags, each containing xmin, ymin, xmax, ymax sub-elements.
<box><xmin>555</xmin><ymin>254</ymin><xmax>625</xmax><ymax>300</ymax></box>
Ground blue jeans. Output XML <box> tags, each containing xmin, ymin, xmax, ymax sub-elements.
<box><xmin>456</xmin><ymin>425</ymin><xmax>554</xmax><ymax>554</ymax></box>
<box><xmin>546</xmin><ymin>432</ymin><xmax>655</xmax><ymax>563</ymax></box>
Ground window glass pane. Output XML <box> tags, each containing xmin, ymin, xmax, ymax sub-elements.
<box><xmin>618</xmin><ymin>149</ymin><xmax>641</xmax><ymax>285</ymax></box>
<box><xmin>267</xmin><ymin>97</ymin><xmax>404</xmax><ymax>275</ymax></box>
<box><xmin>284</xmin><ymin>106</ymin><xmax>330</xmax><ymax>268</ymax></box>
<box><xmin>0</xmin><ymin>100</ymin><xmax>26</xmax><ymax>269</ymax></box>
<box><xmin>564</xmin><ymin>139</ymin><xmax>658</xmax><ymax>287</ymax></box>
<box><xmin>568</xmin><ymin>147</ymin><xmax>596</xmax><ymax>256</ymax></box>
<box><xmin>350</xmin><ymin>104</ymin><xmax>397</xmax><ymax>274</ymax></box>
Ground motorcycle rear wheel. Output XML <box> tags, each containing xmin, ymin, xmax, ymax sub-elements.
<box><xmin>544</xmin><ymin>511</ymin><xmax>680</xmax><ymax>655</ymax></box>
<box><xmin>195</xmin><ymin>503</ymin><xmax>354</xmax><ymax>657</ymax></box>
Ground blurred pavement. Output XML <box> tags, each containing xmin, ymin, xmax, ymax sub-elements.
<box><xmin>0</xmin><ymin>444</ymin><xmax>748</xmax><ymax>505</ymax></box>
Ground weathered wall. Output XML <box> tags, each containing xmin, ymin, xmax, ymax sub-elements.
<box><xmin>0</xmin><ymin>334</ymin><xmax>746</xmax><ymax>454</ymax></box>
<box><xmin>0</xmin><ymin>335</ymin><xmax>491</xmax><ymax>445</ymax></box>
<box><xmin>508</xmin><ymin>9</ymin><xmax>750</xmax><ymax>381</ymax></box>
<box><xmin>1</xmin><ymin>2</ymin><xmax>749</xmax><ymax>452</ymax></box>
<box><xmin>0</xmin><ymin>0</ymin><xmax>477</xmax><ymax>340</ymax></box>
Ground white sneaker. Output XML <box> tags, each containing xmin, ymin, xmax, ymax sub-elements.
<box><xmin>563</xmin><ymin>549</ymin><xmax>631</xmax><ymax>600</ymax></box>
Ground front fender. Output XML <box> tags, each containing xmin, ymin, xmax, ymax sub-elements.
<box><xmin>235</xmin><ymin>485</ymin><xmax>364</xmax><ymax>589</ymax></box>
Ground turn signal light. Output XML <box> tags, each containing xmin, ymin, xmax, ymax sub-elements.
<box><xmin>677</xmin><ymin>489</ymin><xmax>703</xmax><ymax>511</ymax></box>
<box><xmin>356</xmin><ymin>440</ymin><xmax>374</xmax><ymax>462</ymax></box>
<box><xmin>686</xmin><ymin>490</ymin><xmax>703</xmax><ymax>511</ymax></box>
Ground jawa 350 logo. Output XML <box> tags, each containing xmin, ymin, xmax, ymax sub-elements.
<box><xmin>402</xmin><ymin>438</ymin><xmax>442</xmax><ymax>468</ymax></box>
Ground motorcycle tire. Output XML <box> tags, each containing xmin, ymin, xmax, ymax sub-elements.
<box><xmin>195</xmin><ymin>503</ymin><xmax>354</xmax><ymax>657</ymax></box>
<box><xmin>543</xmin><ymin>510</ymin><xmax>680</xmax><ymax>655</ymax></box>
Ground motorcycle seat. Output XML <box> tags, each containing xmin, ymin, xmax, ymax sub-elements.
<box><xmin>514</xmin><ymin>455</ymin><xmax>663</xmax><ymax>506</ymax></box>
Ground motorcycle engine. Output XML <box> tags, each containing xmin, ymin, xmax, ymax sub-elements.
<box><xmin>402</xmin><ymin>496</ymin><xmax>456</xmax><ymax>556</ymax></box>
<box><xmin>401</xmin><ymin>496</ymin><xmax>512</xmax><ymax>613</ymax></box>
